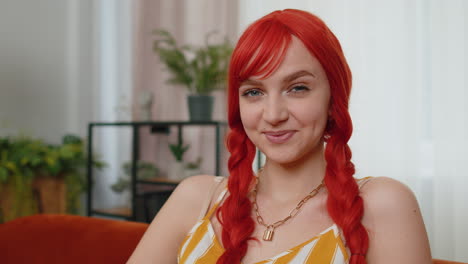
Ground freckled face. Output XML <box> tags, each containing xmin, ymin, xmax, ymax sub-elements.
<box><xmin>239</xmin><ymin>37</ymin><xmax>331</xmax><ymax>165</ymax></box>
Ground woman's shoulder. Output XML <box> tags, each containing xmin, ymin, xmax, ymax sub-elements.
<box><xmin>127</xmin><ymin>174</ymin><xmax>226</xmax><ymax>263</ymax></box>
<box><xmin>358</xmin><ymin>176</ymin><xmax>421</xmax><ymax>226</ymax></box>
<box><xmin>176</xmin><ymin>174</ymin><xmax>223</xmax><ymax>196</ymax></box>
<box><xmin>143</xmin><ymin>174</ymin><xmax>226</xmax><ymax>233</ymax></box>
<box><xmin>176</xmin><ymin>175</ymin><xmax>227</xmax><ymax>198</ymax></box>
<box><xmin>356</xmin><ymin>179</ymin><xmax>431</xmax><ymax>262</ymax></box>
<box><xmin>174</xmin><ymin>175</ymin><xmax>226</xmax><ymax>211</ymax></box>
<box><xmin>359</xmin><ymin>176</ymin><xmax>416</xmax><ymax>204</ymax></box>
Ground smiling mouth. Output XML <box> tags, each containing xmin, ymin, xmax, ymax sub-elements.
<box><xmin>263</xmin><ymin>131</ymin><xmax>296</xmax><ymax>144</ymax></box>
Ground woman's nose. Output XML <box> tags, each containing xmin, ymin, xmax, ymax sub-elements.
<box><xmin>263</xmin><ymin>95</ymin><xmax>289</xmax><ymax>125</ymax></box>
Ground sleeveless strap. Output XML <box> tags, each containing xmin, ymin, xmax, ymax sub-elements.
<box><xmin>198</xmin><ymin>176</ymin><xmax>226</xmax><ymax>220</ymax></box>
<box><xmin>205</xmin><ymin>188</ymin><xmax>228</xmax><ymax>219</ymax></box>
<box><xmin>357</xmin><ymin>176</ymin><xmax>374</xmax><ymax>190</ymax></box>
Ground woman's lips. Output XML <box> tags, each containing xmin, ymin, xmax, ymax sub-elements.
<box><xmin>263</xmin><ymin>131</ymin><xmax>296</xmax><ymax>144</ymax></box>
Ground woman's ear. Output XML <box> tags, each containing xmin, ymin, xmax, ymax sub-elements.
<box><xmin>323</xmin><ymin>112</ymin><xmax>336</xmax><ymax>142</ymax></box>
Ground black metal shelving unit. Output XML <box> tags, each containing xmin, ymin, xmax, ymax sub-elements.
<box><xmin>86</xmin><ymin>120</ymin><xmax>227</xmax><ymax>222</ymax></box>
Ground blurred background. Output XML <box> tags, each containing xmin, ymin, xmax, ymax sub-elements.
<box><xmin>0</xmin><ymin>0</ymin><xmax>466</xmax><ymax>262</ymax></box>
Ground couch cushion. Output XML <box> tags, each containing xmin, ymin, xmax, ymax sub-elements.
<box><xmin>0</xmin><ymin>214</ymin><xmax>148</xmax><ymax>264</ymax></box>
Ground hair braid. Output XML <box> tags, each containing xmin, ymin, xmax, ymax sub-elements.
<box><xmin>325</xmin><ymin>105</ymin><xmax>369</xmax><ymax>264</ymax></box>
<box><xmin>216</xmin><ymin>128</ymin><xmax>256</xmax><ymax>264</ymax></box>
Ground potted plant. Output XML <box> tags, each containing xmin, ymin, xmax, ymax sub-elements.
<box><xmin>167</xmin><ymin>143</ymin><xmax>203</xmax><ymax>180</ymax></box>
<box><xmin>184</xmin><ymin>157</ymin><xmax>202</xmax><ymax>178</ymax></box>
<box><xmin>0</xmin><ymin>134</ymin><xmax>104</xmax><ymax>223</ymax></box>
<box><xmin>110</xmin><ymin>161</ymin><xmax>160</xmax><ymax>207</ymax></box>
<box><xmin>111</xmin><ymin>161</ymin><xmax>160</xmax><ymax>193</ymax></box>
<box><xmin>153</xmin><ymin>29</ymin><xmax>233</xmax><ymax>121</ymax></box>
<box><xmin>168</xmin><ymin>142</ymin><xmax>190</xmax><ymax>180</ymax></box>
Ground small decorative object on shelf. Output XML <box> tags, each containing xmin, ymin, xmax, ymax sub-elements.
<box><xmin>137</xmin><ymin>90</ymin><xmax>154</xmax><ymax>121</ymax></box>
<box><xmin>110</xmin><ymin>161</ymin><xmax>160</xmax><ymax>207</ymax></box>
<box><xmin>168</xmin><ymin>142</ymin><xmax>190</xmax><ymax>180</ymax></box>
<box><xmin>152</xmin><ymin>29</ymin><xmax>233</xmax><ymax>121</ymax></box>
<box><xmin>115</xmin><ymin>94</ymin><xmax>132</xmax><ymax>121</ymax></box>
<box><xmin>184</xmin><ymin>157</ymin><xmax>202</xmax><ymax>178</ymax></box>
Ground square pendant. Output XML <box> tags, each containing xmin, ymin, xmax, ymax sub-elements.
<box><xmin>263</xmin><ymin>229</ymin><xmax>274</xmax><ymax>241</ymax></box>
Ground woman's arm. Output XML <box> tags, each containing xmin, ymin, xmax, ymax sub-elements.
<box><xmin>126</xmin><ymin>175</ymin><xmax>218</xmax><ymax>264</ymax></box>
<box><xmin>361</xmin><ymin>177</ymin><xmax>432</xmax><ymax>264</ymax></box>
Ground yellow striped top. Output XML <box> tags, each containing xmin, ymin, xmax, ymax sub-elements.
<box><xmin>177</xmin><ymin>187</ymin><xmax>352</xmax><ymax>264</ymax></box>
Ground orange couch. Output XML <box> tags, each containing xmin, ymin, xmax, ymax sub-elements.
<box><xmin>436</xmin><ymin>260</ymin><xmax>468</xmax><ymax>264</ymax></box>
<box><xmin>0</xmin><ymin>214</ymin><xmax>464</xmax><ymax>264</ymax></box>
<box><xmin>0</xmin><ymin>214</ymin><xmax>148</xmax><ymax>264</ymax></box>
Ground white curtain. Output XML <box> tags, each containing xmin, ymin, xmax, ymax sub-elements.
<box><xmin>238</xmin><ymin>0</ymin><xmax>467</xmax><ymax>262</ymax></box>
<box><xmin>91</xmin><ymin>0</ymin><xmax>133</xmax><ymax>209</ymax></box>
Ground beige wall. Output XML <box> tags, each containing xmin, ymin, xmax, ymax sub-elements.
<box><xmin>0</xmin><ymin>0</ymin><xmax>95</xmax><ymax>143</ymax></box>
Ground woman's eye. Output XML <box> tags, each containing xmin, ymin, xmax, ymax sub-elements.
<box><xmin>289</xmin><ymin>85</ymin><xmax>309</xmax><ymax>93</ymax></box>
<box><xmin>242</xmin><ymin>89</ymin><xmax>263</xmax><ymax>97</ymax></box>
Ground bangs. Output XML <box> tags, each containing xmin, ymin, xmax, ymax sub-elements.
<box><xmin>233</xmin><ymin>19</ymin><xmax>293</xmax><ymax>81</ymax></box>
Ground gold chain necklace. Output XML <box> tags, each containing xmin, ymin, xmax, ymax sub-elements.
<box><xmin>252</xmin><ymin>172</ymin><xmax>325</xmax><ymax>241</ymax></box>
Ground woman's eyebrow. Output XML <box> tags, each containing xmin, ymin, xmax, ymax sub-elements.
<box><xmin>240</xmin><ymin>79</ymin><xmax>262</xmax><ymax>87</ymax></box>
<box><xmin>282</xmin><ymin>70</ymin><xmax>316</xmax><ymax>84</ymax></box>
<box><xmin>240</xmin><ymin>70</ymin><xmax>315</xmax><ymax>87</ymax></box>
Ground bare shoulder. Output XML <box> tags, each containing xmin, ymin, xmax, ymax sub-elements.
<box><xmin>175</xmin><ymin>175</ymin><xmax>228</xmax><ymax>218</ymax></box>
<box><xmin>359</xmin><ymin>177</ymin><xmax>432</xmax><ymax>263</ymax></box>
<box><xmin>126</xmin><ymin>174</ymin><xmax>223</xmax><ymax>264</ymax></box>
<box><xmin>156</xmin><ymin>174</ymin><xmax>224</xmax><ymax>232</ymax></box>
<box><xmin>360</xmin><ymin>176</ymin><xmax>418</xmax><ymax>217</ymax></box>
<box><xmin>359</xmin><ymin>176</ymin><xmax>422</xmax><ymax>234</ymax></box>
<box><xmin>173</xmin><ymin>174</ymin><xmax>222</xmax><ymax>208</ymax></box>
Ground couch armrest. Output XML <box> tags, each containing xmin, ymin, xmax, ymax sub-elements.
<box><xmin>433</xmin><ymin>259</ymin><xmax>468</xmax><ymax>264</ymax></box>
<box><xmin>0</xmin><ymin>214</ymin><xmax>148</xmax><ymax>264</ymax></box>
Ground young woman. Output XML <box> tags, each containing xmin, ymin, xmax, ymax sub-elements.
<box><xmin>127</xmin><ymin>9</ymin><xmax>432</xmax><ymax>264</ymax></box>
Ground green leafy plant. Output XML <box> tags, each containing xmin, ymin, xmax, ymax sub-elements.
<box><xmin>153</xmin><ymin>29</ymin><xmax>233</xmax><ymax>95</ymax></box>
<box><xmin>169</xmin><ymin>143</ymin><xmax>190</xmax><ymax>162</ymax></box>
<box><xmin>111</xmin><ymin>161</ymin><xmax>160</xmax><ymax>193</ymax></box>
<box><xmin>0</xmin><ymin>134</ymin><xmax>105</xmax><ymax>222</ymax></box>
<box><xmin>185</xmin><ymin>157</ymin><xmax>202</xmax><ymax>170</ymax></box>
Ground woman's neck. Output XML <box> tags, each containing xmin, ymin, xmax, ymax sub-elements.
<box><xmin>257</xmin><ymin>147</ymin><xmax>326</xmax><ymax>204</ymax></box>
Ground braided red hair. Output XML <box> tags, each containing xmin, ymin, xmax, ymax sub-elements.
<box><xmin>218</xmin><ymin>9</ymin><xmax>368</xmax><ymax>264</ymax></box>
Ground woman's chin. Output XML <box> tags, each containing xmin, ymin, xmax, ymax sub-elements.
<box><xmin>262</xmin><ymin>152</ymin><xmax>304</xmax><ymax>167</ymax></box>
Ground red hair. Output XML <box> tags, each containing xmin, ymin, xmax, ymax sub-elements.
<box><xmin>218</xmin><ymin>9</ymin><xmax>368</xmax><ymax>264</ymax></box>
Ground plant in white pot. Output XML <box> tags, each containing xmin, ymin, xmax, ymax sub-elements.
<box><xmin>184</xmin><ymin>157</ymin><xmax>202</xmax><ymax>178</ymax></box>
<box><xmin>168</xmin><ymin>142</ymin><xmax>190</xmax><ymax>180</ymax></box>
<box><xmin>110</xmin><ymin>161</ymin><xmax>160</xmax><ymax>207</ymax></box>
<box><xmin>153</xmin><ymin>30</ymin><xmax>233</xmax><ymax>121</ymax></box>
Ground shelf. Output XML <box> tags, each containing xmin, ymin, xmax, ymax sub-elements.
<box><xmin>136</xmin><ymin>182</ymin><xmax>177</xmax><ymax>194</ymax></box>
<box><xmin>87</xmin><ymin>121</ymin><xmax>227</xmax><ymax>222</ymax></box>
<box><xmin>92</xmin><ymin>207</ymin><xmax>132</xmax><ymax>218</ymax></box>
<box><xmin>90</xmin><ymin>120</ymin><xmax>227</xmax><ymax>127</ymax></box>
<box><xmin>137</xmin><ymin>177</ymin><xmax>181</xmax><ymax>186</ymax></box>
